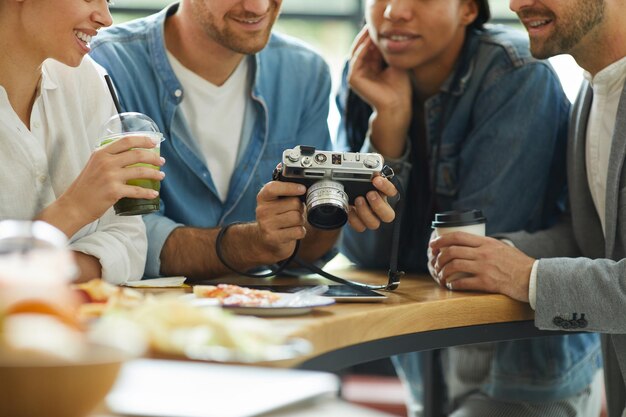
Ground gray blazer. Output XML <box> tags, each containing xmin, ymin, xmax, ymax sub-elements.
<box><xmin>508</xmin><ymin>81</ymin><xmax>626</xmax><ymax>417</ymax></box>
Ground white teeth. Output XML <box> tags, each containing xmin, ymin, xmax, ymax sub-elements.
<box><xmin>528</xmin><ymin>20</ymin><xmax>550</xmax><ymax>28</ymax></box>
<box><xmin>389</xmin><ymin>35</ymin><xmax>410</xmax><ymax>41</ymax></box>
<box><xmin>235</xmin><ymin>17</ymin><xmax>261</xmax><ymax>24</ymax></box>
<box><xmin>73</xmin><ymin>30</ymin><xmax>93</xmax><ymax>44</ymax></box>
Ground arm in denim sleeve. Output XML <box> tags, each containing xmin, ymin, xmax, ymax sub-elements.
<box><xmin>334</xmin><ymin>63</ymin><xmax>411</xmax><ymax>269</ymax></box>
<box><xmin>298</xmin><ymin>55</ymin><xmax>333</xmax><ymax>153</ymax></box>
<box><xmin>142</xmin><ymin>197</ymin><xmax>184</xmax><ymax>278</ymax></box>
<box><xmin>449</xmin><ymin>61</ymin><xmax>570</xmax><ymax>236</ymax></box>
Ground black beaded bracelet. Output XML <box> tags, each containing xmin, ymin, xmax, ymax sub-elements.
<box><xmin>214</xmin><ymin>221</ymin><xmax>300</xmax><ymax>278</ymax></box>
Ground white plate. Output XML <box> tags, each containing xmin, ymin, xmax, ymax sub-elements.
<box><xmin>181</xmin><ymin>293</ymin><xmax>335</xmax><ymax>317</ymax></box>
<box><xmin>123</xmin><ymin>276</ymin><xmax>187</xmax><ymax>288</ymax></box>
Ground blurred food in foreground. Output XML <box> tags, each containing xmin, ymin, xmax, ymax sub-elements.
<box><xmin>193</xmin><ymin>283</ymin><xmax>281</xmax><ymax>307</ymax></box>
<box><xmin>72</xmin><ymin>279</ymin><xmax>310</xmax><ymax>362</ymax></box>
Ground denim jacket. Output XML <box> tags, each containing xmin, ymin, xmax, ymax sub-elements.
<box><xmin>90</xmin><ymin>4</ymin><xmax>332</xmax><ymax>277</ymax></box>
<box><xmin>336</xmin><ymin>26</ymin><xmax>601</xmax><ymax>402</ymax></box>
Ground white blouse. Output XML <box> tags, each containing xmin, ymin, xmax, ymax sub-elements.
<box><xmin>0</xmin><ymin>56</ymin><xmax>147</xmax><ymax>283</ymax></box>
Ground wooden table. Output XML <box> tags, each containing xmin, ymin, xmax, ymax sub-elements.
<box><xmin>205</xmin><ymin>268</ymin><xmax>539</xmax><ymax>370</ymax></box>
<box><xmin>138</xmin><ymin>268</ymin><xmax>560</xmax><ymax>417</ymax></box>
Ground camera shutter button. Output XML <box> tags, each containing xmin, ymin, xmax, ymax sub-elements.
<box><xmin>301</xmin><ymin>156</ymin><xmax>313</xmax><ymax>167</ymax></box>
<box><xmin>363</xmin><ymin>156</ymin><xmax>380</xmax><ymax>169</ymax></box>
<box><xmin>286</xmin><ymin>150</ymin><xmax>300</xmax><ymax>162</ymax></box>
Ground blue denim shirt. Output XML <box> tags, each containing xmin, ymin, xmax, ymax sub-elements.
<box><xmin>90</xmin><ymin>4</ymin><xmax>332</xmax><ymax>277</ymax></box>
<box><xmin>336</xmin><ymin>26</ymin><xmax>601</xmax><ymax>402</ymax></box>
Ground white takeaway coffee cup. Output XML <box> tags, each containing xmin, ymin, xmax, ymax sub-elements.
<box><xmin>432</xmin><ymin>209</ymin><xmax>487</xmax><ymax>285</ymax></box>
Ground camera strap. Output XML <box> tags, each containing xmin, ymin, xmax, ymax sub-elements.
<box><xmin>214</xmin><ymin>175</ymin><xmax>405</xmax><ymax>291</ymax></box>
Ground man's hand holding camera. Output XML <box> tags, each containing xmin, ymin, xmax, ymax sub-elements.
<box><xmin>348</xmin><ymin>175</ymin><xmax>397</xmax><ymax>232</ymax></box>
<box><xmin>253</xmin><ymin>181</ymin><xmax>307</xmax><ymax>264</ymax></box>
<box><xmin>161</xmin><ymin>146</ymin><xmax>398</xmax><ymax>279</ymax></box>
<box><xmin>256</xmin><ymin>173</ymin><xmax>397</xmax><ymax>264</ymax></box>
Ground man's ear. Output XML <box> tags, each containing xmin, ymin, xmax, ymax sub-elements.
<box><xmin>460</xmin><ymin>0</ymin><xmax>480</xmax><ymax>27</ymax></box>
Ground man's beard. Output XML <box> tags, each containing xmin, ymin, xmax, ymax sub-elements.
<box><xmin>193</xmin><ymin>2</ymin><xmax>280</xmax><ymax>55</ymax></box>
<box><xmin>521</xmin><ymin>0</ymin><xmax>605</xmax><ymax>59</ymax></box>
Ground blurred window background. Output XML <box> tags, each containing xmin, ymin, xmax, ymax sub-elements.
<box><xmin>109</xmin><ymin>0</ymin><xmax>583</xmax><ymax>141</ymax></box>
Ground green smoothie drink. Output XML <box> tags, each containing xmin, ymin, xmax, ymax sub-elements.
<box><xmin>99</xmin><ymin>112</ymin><xmax>164</xmax><ymax>216</ymax></box>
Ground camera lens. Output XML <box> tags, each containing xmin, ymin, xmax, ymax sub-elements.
<box><xmin>306</xmin><ymin>180</ymin><xmax>349</xmax><ymax>229</ymax></box>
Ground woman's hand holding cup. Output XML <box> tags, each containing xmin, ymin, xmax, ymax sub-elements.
<box><xmin>71</xmin><ymin>135</ymin><xmax>163</xmax><ymax>216</ymax></box>
<box><xmin>38</xmin><ymin>134</ymin><xmax>165</xmax><ymax>238</ymax></box>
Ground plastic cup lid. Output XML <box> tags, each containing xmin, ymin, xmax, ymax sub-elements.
<box><xmin>432</xmin><ymin>209</ymin><xmax>486</xmax><ymax>228</ymax></box>
<box><xmin>100</xmin><ymin>112</ymin><xmax>161</xmax><ymax>138</ymax></box>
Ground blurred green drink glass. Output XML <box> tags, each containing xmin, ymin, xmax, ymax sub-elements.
<box><xmin>99</xmin><ymin>112</ymin><xmax>164</xmax><ymax>216</ymax></box>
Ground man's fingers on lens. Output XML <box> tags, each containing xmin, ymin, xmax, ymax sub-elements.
<box><xmin>258</xmin><ymin>181</ymin><xmax>306</xmax><ymax>202</ymax></box>
<box><xmin>257</xmin><ymin>196</ymin><xmax>303</xmax><ymax>217</ymax></box>
<box><xmin>366</xmin><ymin>191</ymin><xmax>395</xmax><ymax>223</ymax></box>
<box><xmin>354</xmin><ymin>196</ymin><xmax>381</xmax><ymax>230</ymax></box>
<box><xmin>348</xmin><ymin>209</ymin><xmax>367</xmax><ymax>232</ymax></box>
<box><xmin>373</xmin><ymin>176</ymin><xmax>398</xmax><ymax>198</ymax></box>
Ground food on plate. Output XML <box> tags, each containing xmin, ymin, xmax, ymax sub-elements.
<box><xmin>119</xmin><ymin>296</ymin><xmax>294</xmax><ymax>361</ymax></box>
<box><xmin>73</xmin><ymin>278</ymin><xmax>143</xmax><ymax>304</ymax></box>
<box><xmin>193</xmin><ymin>284</ymin><xmax>281</xmax><ymax>307</ymax></box>
<box><xmin>72</xmin><ymin>279</ymin><xmax>144</xmax><ymax>320</ymax></box>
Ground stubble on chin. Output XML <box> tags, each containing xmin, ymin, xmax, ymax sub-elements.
<box><xmin>220</xmin><ymin>27</ymin><xmax>273</xmax><ymax>55</ymax></box>
<box><xmin>526</xmin><ymin>1</ymin><xmax>605</xmax><ymax>60</ymax></box>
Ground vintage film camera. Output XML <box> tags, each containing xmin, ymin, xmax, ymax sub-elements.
<box><xmin>272</xmin><ymin>145</ymin><xmax>393</xmax><ymax>230</ymax></box>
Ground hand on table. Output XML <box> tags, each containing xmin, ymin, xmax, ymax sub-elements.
<box><xmin>429</xmin><ymin>232</ymin><xmax>535</xmax><ymax>303</ymax></box>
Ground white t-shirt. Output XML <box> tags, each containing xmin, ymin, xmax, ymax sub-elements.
<box><xmin>584</xmin><ymin>55</ymin><xmax>626</xmax><ymax>235</ymax></box>
<box><xmin>0</xmin><ymin>57</ymin><xmax>147</xmax><ymax>283</ymax></box>
<box><xmin>167</xmin><ymin>52</ymin><xmax>249</xmax><ymax>202</ymax></box>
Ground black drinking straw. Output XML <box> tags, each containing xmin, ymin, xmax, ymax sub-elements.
<box><xmin>104</xmin><ymin>74</ymin><xmax>126</xmax><ymax>131</ymax></box>
<box><xmin>104</xmin><ymin>74</ymin><xmax>122</xmax><ymax>114</ymax></box>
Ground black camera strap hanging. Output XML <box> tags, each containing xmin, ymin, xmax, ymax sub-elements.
<box><xmin>214</xmin><ymin>174</ymin><xmax>405</xmax><ymax>291</ymax></box>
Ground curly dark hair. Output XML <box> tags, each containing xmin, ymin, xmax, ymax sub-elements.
<box><xmin>472</xmin><ymin>0</ymin><xmax>491</xmax><ymax>30</ymax></box>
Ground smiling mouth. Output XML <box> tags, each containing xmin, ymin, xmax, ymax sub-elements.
<box><xmin>385</xmin><ymin>35</ymin><xmax>414</xmax><ymax>41</ymax></box>
<box><xmin>74</xmin><ymin>30</ymin><xmax>93</xmax><ymax>46</ymax></box>
<box><xmin>527</xmin><ymin>18</ymin><xmax>553</xmax><ymax>29</ymax></box>
<box><xmin>231</xmin><ymin>15</ymin><xmax>265</xmax><ymax>25</ymax></box>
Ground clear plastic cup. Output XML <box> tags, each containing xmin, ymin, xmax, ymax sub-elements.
<box><xmin>99</xmin><ymin>112</ymin><xmax>164</xmax><ymax>216</ymax></box>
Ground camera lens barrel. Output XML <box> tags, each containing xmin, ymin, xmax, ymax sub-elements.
<box><xmin>306</xmin><ymin>180</ymin><xmax>349</xmax><ymax>230</ymax></box>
